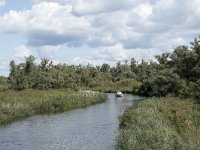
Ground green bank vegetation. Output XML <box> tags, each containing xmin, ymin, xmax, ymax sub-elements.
<box><xmin>118</xmin><ymin>97</ymin><xmax>200</xmax><ymax>150</ymax></box>
<box><xmin>0</xmin><ymin>90</ymin><xmax>106</xmax><ymax>124</ymax></box>
<box><xmin>0</xmin><ymin>36</ymin><xmax>200</xmax><ymax>147</ymax></box>
<box><xmin>0</xmin><ymin>37</ymin><xmax>199</xmax><ymax>101</ymax></box>
<box><xmin>117</xmin><ymin>37</ymin><xmax>200</xmax><ymax>149</ymax></box>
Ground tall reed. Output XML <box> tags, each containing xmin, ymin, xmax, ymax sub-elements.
<box><xmin>117</xmin><ymin>97</ymin><xmax>200</xmax><ymax>150</ymax></box>
<box><xmin>0</xmin><ymin>90</ymin><xmax>107</xmax><ymax>125</ymax></box>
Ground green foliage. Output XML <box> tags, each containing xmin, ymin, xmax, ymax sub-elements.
<box><xmin>169</xmin><ymin>46</ymin><xmax>198</xmax><ymax>80</ymax></box>
<box><xmin>115</xmin><ymin>78</ymin><xmax>140</xmax><ymax>93</ymax></box>
<box><xmin>0</xmin><ymin>36</ymin><xmax>198</xmax><ymax>100</ymax></box>
<box><xmin>179</xmin><ymin>80</ymin><xmax>200</xmax><ymax>102</ymax></box>
<box><xmin>100</xmin><ymin>63</ymin><xmax>110</xmax><ymax>73</ymax></box>
<box><xmin>136</xmin><ymin>37</ymin><xmax>200</xmax><ymax>99</ymax></box>
<box><xmin>139</xmin><ymin>69</ymin><xmax>183</xmax><ymax>97</ymax></box>
<box><xmin>0</xmin><ymin>76</ymin><xmax>10</xmax><ymax>92</ymax></box>
<box><xmin>118</xmin><ymin>97</ymin><xmax>200</xmax><ymax>150</ymax></box>
<box><xmin>0</xmin><ymin>90</ymin><xmax>106</xmax><ymax>124</ymax></box>
<box><xmin>155</xmin><ymin>52</ymin><xmax>170</xmax><ymax>65</ymax></box>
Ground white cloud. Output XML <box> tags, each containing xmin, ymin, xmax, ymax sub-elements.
<box><xmin>1</xmin><ymin>0</ymin><xmax>199</xmax><ymax>49</ymax></box>
<box><xmin>152</xmin><ymin>35</ymin><xmax>187</xmax><ymax>49</ymax></box>
<box><xmin>0</xmin><ymin>0</ymin><xmax>5</xmax><ymax>7</ymax></box>
<box><xmin>0</xmin><ymin>2</ymin><xmax>92</xmax><ymax>46</ymax></box>
<box><xmin>31</xmin><ymin>0</ymin><xmax>71</xmax><ymax>5</ymax></box>
<box><xmin>72</xmin><ymin>0</ymin><xmax>106</xmax><ymax>16</ymax></box>
<box><xmin>0</xmin><ymin>0</ymin><xmax>200</xmax><ymax>66</ymax></box>
<box><xmin>88</xmin><ymin>43</ymin><xmax>162</xmax><ymax>64</ymax></box>
<box><xmin>72</xmin><ymin>0</ymin><xmax>145</xmax><ymax>16</ymax></box>
<box><xmin>132</xmin><ymin>3</ymin><xmax>153</xmax><ymax>21</ymax></box>
<box><xmin>37</xmin><ymin>45</ymin><xmax>60</xmax><ymax>57</ymax></box>
<box><xmin>87</xmin><ymin>32</ymin><xmax>116</xmax><ymax>47</ymax></box>
<box><xmin>2</xmin><ymin>10</ymin><xmax>28</xmax><ymax>33</ymax></box>
<box><xmin>70</xmin><ymin>56</ymin><xmax>88</xmax><ymax>65</ymax></box>
<box><xmin>101</xmin><ymin>44</ymin><xmax>129</xmax><ymax>61</ymax></box>
<box><xmin>13</xmin><ymin>45</ymin><xmax>32</xmax><ymax>59</ymax></box>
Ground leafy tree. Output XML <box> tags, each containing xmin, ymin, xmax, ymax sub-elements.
<box><xmin>169</xmin><ymin>46</ymin><xmax>197</xmax><ymax>80</ymax></box>
<box><xmin>4</xmin><ymin>36</ymin><xmax>200</xmax><ymax>101</ymax></box>
<box><xmin>40</xmin><ymin>58</ymin><xmax>50</xmax><ymax>72</ymax></box>
<box><xmin>130</xmin><ymin>58</ymin><xmax>138</xmax><ymax>73</ymax></box>
<box><xmin>155</xmin><ymin>52</ymin><xmax>170</xmax><ymax>65</ymax></box>
<box><xmin>139</xmin><ymin>69</ymin><xmax>182</xmax><ymax>97</ymax></box>
<box><xmin>0</xmin><ymin>76</ymin><xmax>10</xmax><ymax>91</ymax></box>
<box><xmin>25</xmin><ymin>55</ymin><xmax>36</xmax><ymax>75</ymax></box>
<box><xmin>100</xmin><ymin>63</ymin><xmax>110</xmax><ymax>73</ymax></box>
<box><xmin>9</xmin><ymin>60</ymin><xmax>18</xmax><ymax>87</ymax></box>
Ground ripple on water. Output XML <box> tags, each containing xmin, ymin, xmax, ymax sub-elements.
<box><xmin>0</xmin><ymin>94</ymin><xmax>142</xmax><ymax>150</ymax></box>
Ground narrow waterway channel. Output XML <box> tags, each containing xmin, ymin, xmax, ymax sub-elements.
<box><xmin>0</xmin><ymin>93</ymin><xmax>143</xmax><ymax>150</ymax></box>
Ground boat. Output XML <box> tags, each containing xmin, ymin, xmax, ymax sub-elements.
<box><xmin>115</xmin><ymin>91</ymin><xmax>123</xmax><ymax>97</ymax></box>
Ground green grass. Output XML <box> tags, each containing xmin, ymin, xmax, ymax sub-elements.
<box><xmin>117</xmin><ymin>97</ymin><xmax>200</xmax><ymax>150</ymax></box>
<box><xmin>0</xmin><ymin>90</ymin><xmax>107</xmax><ymax>125</ymax></box>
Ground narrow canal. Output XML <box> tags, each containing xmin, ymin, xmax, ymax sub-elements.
<box><xmin>0</xmin><ymin>94</ymin><xmax>142</xmax><ymax>150</ymax></box>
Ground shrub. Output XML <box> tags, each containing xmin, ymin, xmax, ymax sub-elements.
<box><xmin>118</xmin><ymin>97</ymin><xmax>200</xmax><ymax>150</ymax></box>
<box><xmin>139</xmin><ymin>69</ymin><xmax>183</xmax><ymax>97</ymax></box>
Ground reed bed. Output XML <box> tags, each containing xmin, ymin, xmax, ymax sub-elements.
<box><xmin>0</xmin><ymin>90</ymin><xmax>107</xmax><ymax>125</ymax></box>
<box><xmin>117</xmin><ymin>97</ymin><xmax>200</xmax><ymax>150</ymax></box>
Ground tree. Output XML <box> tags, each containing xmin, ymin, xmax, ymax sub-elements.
<box><xmin>155</xmin><ymin>52</ymin><xmax>170</xmax><ymax>65</ymax></box>
<box><xmin>100</xmin><ymin>63</ymin><xmax>110</xmax><ymax>73</ymax></box>
<box><xmin>0</xmin><ymin>76</ymin><xmax>10</xmax><ymax>91</ymax></box>
<box><xmin>139</xmin><ymin>69</ymin><xmax>182</xmax><ymax>97</ymax></box>
<box><xmin>130</xmin><ymin>58</ymin><xmax>138</xmax><ymax>73</ymax></box>
<box><xmin>9</xmin><ymin>60</ymin><xmax>18</xmax><ymax>88</ymax></box>
<box><xmin>25</xmin><ymin>55</ymin><xmax>36</xmax><ymax>75</ymax></box>
<box><xmin>170</xmin><ymin>46</ymin><xmax>197</xmax><ymax>81</ymax></box>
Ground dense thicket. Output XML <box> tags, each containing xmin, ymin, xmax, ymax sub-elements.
<box><xmin>118</xmin><ymin>97</ymin><xmax>200</xmax><ymax>150</ymax></box>
<box><xmin>7</xmin><ymin>55</ymin><xmax>140</xmax><ymax>93</ymax></box>
<box><xmin>1</xmin><ymin>37</ymin><xmax>200</xmax><ymax>101</ymax></box>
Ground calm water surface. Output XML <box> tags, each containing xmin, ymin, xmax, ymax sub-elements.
<box><xmin>0</xmin><ymin>94</ymin><xmax>142</xmax><ymax>150</ymax></box>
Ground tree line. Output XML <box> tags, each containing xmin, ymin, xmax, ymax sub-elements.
<box><xmin>0</xmin><ymin>37</ymin><xmax>200</xmax><ymax>101</ymax></box>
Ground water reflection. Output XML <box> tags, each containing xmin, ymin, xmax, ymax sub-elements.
<box><xmin>0</xmin><ymin>93</ymin><xmax>143</xmax><ymax>150</ymax></box>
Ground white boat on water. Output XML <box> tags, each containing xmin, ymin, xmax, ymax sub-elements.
<box><xmin>115</xmin><ymin>91</ymin><xmax>123</xmax><ymax>97</ymax></box>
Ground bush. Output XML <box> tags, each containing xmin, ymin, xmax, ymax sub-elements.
<box><xmin>117</xmin><ymin>97</ymin><xmax>200</xmax><ymax>150</ymax></box>
<box><xmin>139</xmin><ymin>69</ymin><xmax>183</xmax><ymax>97</ymax></box>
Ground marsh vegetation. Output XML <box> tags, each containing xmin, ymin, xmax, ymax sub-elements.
<box><xmin>118</xmin><ymin>97</ymin><xmax>200</xmax><ymax>150</ymax></box>
<box><xmin>0</xmin><ymin>37</ymin><xmax>200</xmax><ymax>149</ymax></box>
<box><xmin>0</xmin><ymin>90</ymin><xmax>106</xmax><ymax>124</ymax></box>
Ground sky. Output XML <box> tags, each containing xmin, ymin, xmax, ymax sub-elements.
<box><xmin>0</xmin><ymin>0</ymin><xmax>200</xmax><ymax>76</ymax></box>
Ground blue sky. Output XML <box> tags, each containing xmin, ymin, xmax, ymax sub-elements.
<box><xmin>0</xmin><ymin>0</ymin><xmax>200</xmax><ymax>76</ymax></box>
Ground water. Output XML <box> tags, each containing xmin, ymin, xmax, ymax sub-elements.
<box><xmin>0</xmin><ymin>94</ymin><xmax>142</xmax><ymax>150</ymax></box>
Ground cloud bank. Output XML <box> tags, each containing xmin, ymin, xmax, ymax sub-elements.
<box><xmin>0</xmin><ymin>0</ymin><xmax>200</xmax><ymax>68</ymax></box>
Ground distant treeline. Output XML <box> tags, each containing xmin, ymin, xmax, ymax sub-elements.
<box><xmin>0</xmin><ymin>37</ymin><xmax>200</xmax><ymax>101</ymax></box>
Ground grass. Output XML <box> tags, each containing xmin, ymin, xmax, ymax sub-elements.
<box><xmin>0</xmin><ymin>90</ymin><xmax>107</xmax><ymax>125</ymax></box>
<box><xmin>117</xmin><ymin>97</ymin><xmax>200</xmax><ymax>150</ymax></box>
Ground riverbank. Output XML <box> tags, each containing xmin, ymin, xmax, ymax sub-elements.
<box><xmin>0</xmin><ymin>90</ymin><xmax>107</xmax><ymax>125</ymax></box>
<box><xmin>118</xmin><ymin>97</ymin><xmax>200</xmax><ymax>150</ymax></box>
